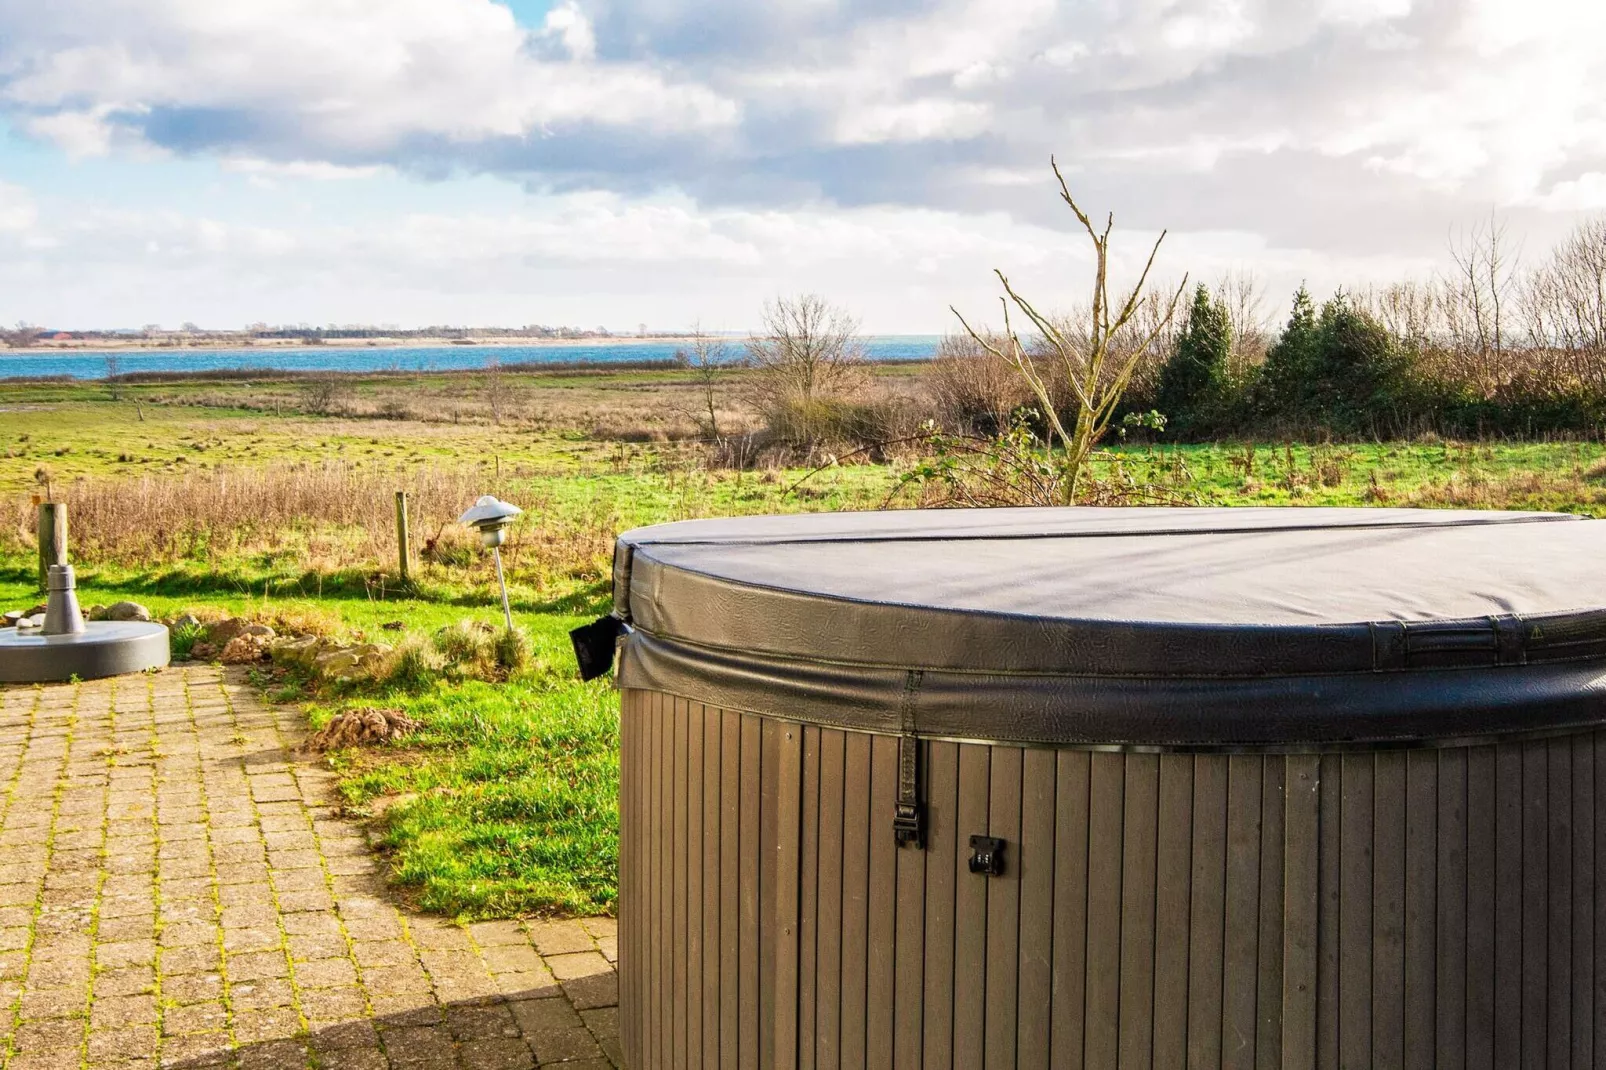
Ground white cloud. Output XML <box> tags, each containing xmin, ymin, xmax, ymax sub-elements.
<box><xmin>0</xmin><ymin>0</ymin><xmax>737</xmax><ymax>160</ymax></box>
<box><xmin>0</xmin><ymin>183</ymin><xmax>38</xmax><ymax>233</ymax></box>
<box><xmin>2</xmin><ymin>0</ymin><xmax>1606</xmax><ymax>326</ymax></box>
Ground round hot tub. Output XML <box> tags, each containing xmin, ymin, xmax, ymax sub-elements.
<box><xmin>607</xmin><ymin>507</ymin><xmax>1606</xmax><ymax>1069</ymax></box>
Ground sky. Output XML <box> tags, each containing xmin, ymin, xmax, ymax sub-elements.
<box><xmin>1</xmin><ymin>0</ymin><xmax>1604</xmax><ymax>334</ymax></box>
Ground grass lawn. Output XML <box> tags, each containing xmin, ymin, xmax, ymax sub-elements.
<box><xmin>2</xmin><ymin>373</ymin><xmax>1603</xmax><ymax>920</ymax></box>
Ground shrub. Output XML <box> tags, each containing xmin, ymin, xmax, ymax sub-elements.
<box><xmin>1155</xmin><ymin>283</ymin><xmax>1233</xmax><ymax>435</ymax></box>
<box><xmin>925</xmin><ymin>332</ymin><xmax>1029</xmax><ymax>435</ymax></box>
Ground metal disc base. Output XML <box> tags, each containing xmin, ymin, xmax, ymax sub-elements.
<box><xmin>0</xmin><ymin>621</ymin><xmax>170</xmax><ymax>684</ymax></box>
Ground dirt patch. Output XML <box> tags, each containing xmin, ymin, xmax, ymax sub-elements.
<box><xmin>306</xmin><ymin>706</ymin><xmax>420</xmax><ymax>751</ymax></box>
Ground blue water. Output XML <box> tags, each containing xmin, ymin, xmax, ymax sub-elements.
<box><xmin>0</xmin><ymin>336</ymin><xmax>942</xmax><ymax>380</ymax></box>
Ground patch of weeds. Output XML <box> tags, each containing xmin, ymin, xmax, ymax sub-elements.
<box><xmin>168</xmin><ymin>618</ymin><xmax>205</xmax><ymax>660</ymax></box>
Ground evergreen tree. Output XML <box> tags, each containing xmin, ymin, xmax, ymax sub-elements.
<box><xmin>1155</xmin><ymin>283</ymin><xmax>1232</xmax><ymax>435</ymax></box>
<box><xmin>1255</xmin><ymin>285</ymin><xmax>1319</xmax><ymax>421</ymax></box>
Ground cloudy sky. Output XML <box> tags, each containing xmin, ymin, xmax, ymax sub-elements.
<box><xmin>0</xmin><ymin>0</ymin><xmax>1603</xmax><ymax>333</ymax></box>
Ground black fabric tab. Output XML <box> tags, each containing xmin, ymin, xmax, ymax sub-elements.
<box><xmin>571</xmin><ymin>615</ymin><xmax>626</xmax><ymax>681</ymax></box>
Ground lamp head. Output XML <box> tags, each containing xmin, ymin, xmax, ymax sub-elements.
<box><xmin>458</xmin><ymin>495</ymin><xmax>523</xmax><ymax>548</ymax></box>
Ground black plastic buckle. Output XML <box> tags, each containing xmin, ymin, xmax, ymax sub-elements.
<box><xmin>968</xmin><ymin>835</ymin><xmax>1006</xmax><ymax>876</ymax></box>
<box><xmin>570</xmin><ymin>615</ymin><xmax>626</xmax><ymax>681</ymax></box>
<box><xmin>893</xmin><ymin>801</ymin><xmax>924</xmax><ymax>849</ymax></box>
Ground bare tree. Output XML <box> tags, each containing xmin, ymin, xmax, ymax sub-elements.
<box><xmin>680</xmin><ymin>327</ymin><xmax>734</xmax><ymax>442</ymax></box>
<box><xmin>1445</xmin><ymin>212</ymin><xmax>1521</xmax><ymax>358</ymax></box>
<box><xmin>951</xmin><ymin>158</ymin><xmax>1187</xmax><ymax>503</ymax></box>
<box><xmin>484</xmin><ymin>359</ymin><xmax>511</xmax><ymax>425</ymax></box>
<box><xmin>745</xmin><ymin>295</ymin><xmax>869</xmax><ymax>411</ymax></box>
<box><xmin>1214</xmin><ymin>270</ymin><xmax>1270</xmax><ymax>372</ymax></box>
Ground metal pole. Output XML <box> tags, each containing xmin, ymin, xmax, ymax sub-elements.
<box><xmin>37</xmin><ymin>503</ymin><xmax>67</xmax><ymax>594</ymax></box>
<box><xmin>394</xmin><ymin>491</ymin><xmax>411</xmax><ymax>587</ymax></box>
<box><xmin>492</xmin><ymin>547</ymin><xmax>514</xmax><ymax>631</ymax></box>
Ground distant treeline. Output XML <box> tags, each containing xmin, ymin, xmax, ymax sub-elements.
<box><xmin>935</xmin><ymin>216</ymin><xmax>1606</xmax><ymax>441</ymax></box>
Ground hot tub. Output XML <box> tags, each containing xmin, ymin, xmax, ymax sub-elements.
<box><xmin>604</xmin><ymin>507</ymin><xmax>1606</xmax><ymax>1069</ymax></box>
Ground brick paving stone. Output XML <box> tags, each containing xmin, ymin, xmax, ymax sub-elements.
<box><xmin>0</xmin><ymin>668</ymin><xmax>620</xmax><ymax>1070</ymax></box>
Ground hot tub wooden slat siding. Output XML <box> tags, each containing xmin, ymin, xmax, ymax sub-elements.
<box><xmin>619</xmin><ymin>691</ymin><xmax>1606</xmax><ymax>1070</ymax></box>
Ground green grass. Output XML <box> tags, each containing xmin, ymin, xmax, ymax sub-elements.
<box><xmin>320</xmin><ymin>625</ymin><xmax>619</xmax><ymax>919</ymax></box>
<box><xmin>4</xmin><ymin>376</ymin><xmax>1604</xmax><ymax>922</ymax></box>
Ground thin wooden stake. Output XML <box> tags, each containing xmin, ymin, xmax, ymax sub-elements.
<box><xmin>37</xmin><ymin>502</ymin><xmax>67</xmax><ymax>593</ymax></box>
<box><xmin>395</xmin><ymin>491</ymin><xmax>411</xmax><ymax>587</ymax></box>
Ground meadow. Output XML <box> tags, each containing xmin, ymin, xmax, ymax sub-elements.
<box><xmin>2</xmin><ymin>365</ymin><xmax>1603</xmax><ymax>919</ymax></box>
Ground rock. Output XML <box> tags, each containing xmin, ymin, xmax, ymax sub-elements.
<box><xmin>104</xmin><ymin>601</ymin><xmax>152</xmax><ymax>622</ymax></box>
<box><xmin>220</xmin><ymin>633</ymin><xmax>273</xmax><ymax>664</ymax></box>
<box><xmin>169</xmin><ymin>613</ymin><xmax>201</xmax><ymax>632</ymax></box>
<box><xmin>305</xmin><ymin>707</ymin><xmax>420</xmax><ymax>751</ymax></box>
<box><xmin>189</xmin><ymin>641</ymin><xmax>218</xmax><ymax>661</ymax></box>
<box><xmin>267</xmin><ymin>634</ymin><xmax>334</xmax><ymax>671</ymax></box>
<box><xmin>2</xmin><ymin>610</ymin><xmax>21</xmax><ymax>628</ymax></box>
<box><xmin>311</xmin><ymin>642</ymin><xmax>389</xmax><ymax>681</ymax></box>
<box><xmin>381</xmin><ymin>620</ymin><xmax>405</xmax><ymax>631</ymax></box>
<box><xmin>204</xmin><ymin>617</ymin><xmax>252</xmax><ymax>647</ymax></box>
<box><xmin>87</xmin><ymin>604</ymin><xmax>108</xmax><ymax>621</ymax></box>
<box><xmin>18</xmin><ymin>614</ymin><xmax>45</xmax><ymax>630</ymax></box>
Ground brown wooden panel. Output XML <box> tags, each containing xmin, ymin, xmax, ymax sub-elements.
<box><xmin>1152</xmin><ymin>754</ymin><xmax>1194</xmax><ymax>1070</ymax></box>
<box><xmin>1572</xmin><ymin>734</ymin><xmax>1595</xmax><ymax>1070</ymax></box>
<box><xmin>1282</xmin><ymin>754</ymin><xmax>1320</xmax><ymax>1070</ymax></box>
<box><xmin>922</xmin><ymin>741</ymin><xmax>959</xmax><ymax>1069</ymax></box>
<box><xmin>1547</xmin><ymin>737</ymin><xmax>1573</xmax><ymax>1070</ymax></box>
<box><xmin>1050</xmin><ymin>750</ymin><xmax>1090</xmax><ymax>1070</ymax></box>
<box><xmin>798</xmin><ymin>727</ymin><xmax>821</xmax><ymax>1070</ymax></box>
<box><xmin>1372</xmin><ymin>750</ymin><xmax>1406</xmax><ymax>1070</ymax></box>
<box><xmin>1188</xmin><ymin>754</ymin><xmax>1228</xmax><ymax>1070</ymax></box>
<box><xmin>892</xmin><ymin>740</ymin><xmax>928</xmax><ymax>1070</ymax></box>
<box><xmin>1223</xmin><ymin>755</ymin><xmax>1263</xmax><ymax>1070</ymax></box>
<box><xmin>686</xmin><ymin>702</ymin><xmax>705</xmax><ymax>1070</ymax></box>
<box><xmin>815</xmin><ymin>729</ymin><xmax>845</xmax><ymax>1070</ymax></box>
<box><xmin>865</xmin><ymin>735</ymin><xmax>898</xmax><ymax>1070</ymax></box>
<box><xmin>760</xmin><ymin>720</ymin><xmax>796</xmax><ymax>1070</ymax></box>
<box><xmin>1492</xmin><ymin>744</ymin><xmax>1522</xmax><ymax>1069</ymax></box>
<box><xmin>985</xmin><ymin>746</ymin><xmax>1023</xmax><ymax>1070</ymax></box>
<box><xmin>1595</xmin><ymin>734</ymin><xmax>1605</xmax><ymax>1070</ymax></box>
<box><xmin>1316</xmin><ymin>753</ymin><xmax>1341</xmax><ymax>1070</ymax></box>
<box><xmin>1434</xmin><ymin>747</ymin><xmax>1467</xmax><ymax>1070</ymax></box>
<box><xmin>1255</xmin><ymin>757</ymin><xmax>1285</xmax><ymax>1070</ymax></box>
<box><xmin>838</xmin><ymin>732</ymin><xmax>871</xmax><ymax>1070</ymax></box>
<box><xmin>1083</xmin><ymin>752</ymin><xmax>1124</xmax><ymax>1070</ymax></box>
<box><xmin>1338</xmin><ymin>753</ymin><xmax>1374</xmax><ymax>1070</ymax></box>
<box><xmin>620</xmin><ymin>693</ymin><xmax>638</xmax><ymax>1070</ymax></box>
<box><xmin>674</xmin><ymin>698</ymin><xmax>690</xmax><ymax>1070</ymax></box>
<box><xmin>661</xmin><ymin>693</ymin><xmax>676</xmax><ymax>1070</ymax></box>
<box><xmin>702</xmin><ymin>706</ymin><xmax>722</xmax><ymax>1070</ymax></box>
<box><xmin>1465</xmin><ymin>745</ymin><xmax>1497</xmax><ymax>1070</ymax></box>
<box><xmin>1519</xmin><ymin>740</ymin><xmax>1546</xmax><ymax>1070</ymax></box>
<box><xmin>719</xmin><ymin>708</ymin><xmax>742</xmax><ymax>1070</ymax></box>
<box><xmin>1117</xmin><ymin>753</ymin><xmax>1158</xmax><ymax>1070</ymax></box>
<box><xmin>739</xmin><ymin>716</ymin><xmax>762</xmax><ymax>1070</ymax></box>
<box><xmin>1017</xmin><ymin>748</ymin><xmax>1057</xmax><ymax>1070</ymax></box>
<box><xmin>953</xmin><ymin>744</ymin><xmax>992</xmax><ymax>1070</ymax></box>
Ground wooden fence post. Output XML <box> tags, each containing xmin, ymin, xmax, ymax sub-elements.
<box><xmin>395</xmin><ymin>491</ymin><xmax>411</xmax><ymax>587</ymax></box>
<box><xmin>37</xmin><ymin>503</ymin><xmax>67</xmax><ymax>593</ymax></box>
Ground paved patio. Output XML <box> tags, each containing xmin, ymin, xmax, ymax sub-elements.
<box><xmin>0</xmin><ymin>667</ymin><xmax>620</xmax><ymax>1070</ymax></box>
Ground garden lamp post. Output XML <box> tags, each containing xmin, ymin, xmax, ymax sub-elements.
<box><xmin>458</xmin><ymin>495</ymin><xmax>522</xmax><ymax>630</ymax></box>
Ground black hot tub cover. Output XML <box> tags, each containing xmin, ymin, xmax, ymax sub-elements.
<box><xmin>609</xmin><ymin>507</ymin><xmax>1606</xmax><ymax>748</ymax></box>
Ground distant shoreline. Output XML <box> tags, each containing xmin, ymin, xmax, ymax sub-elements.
<box><xmin>1</xmin><ymin>334</ymin><xmax>704</xmax><ymax>355</ymax></box>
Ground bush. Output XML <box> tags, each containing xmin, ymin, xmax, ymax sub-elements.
<box><xmin>925</xmin><ymin>332</ymin><xmax>1029</xmax><ymax>435</ymax></box>
<box><xmin>1253</xmin><ymin>289</ymin><xmax>1416</xmax><ymax>436</ymax></box>
<box><xmin>1155</xmin><ymin>284</ymin><xmax>1233</xmax><ymax>435</ymax></box>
